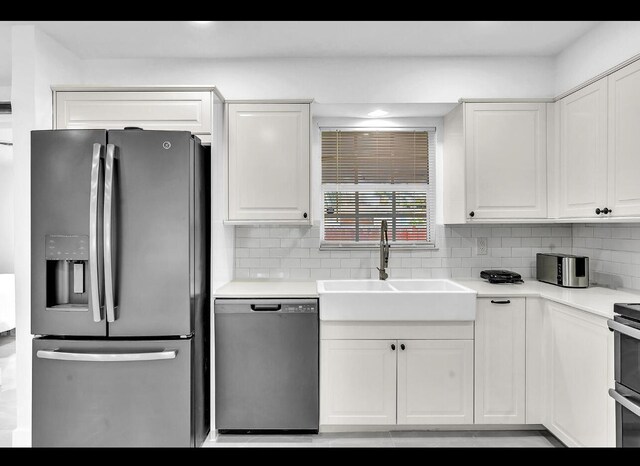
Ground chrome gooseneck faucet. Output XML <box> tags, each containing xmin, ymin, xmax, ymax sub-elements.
<box><xmin>377</xmin><ymin>220</ymin><xmax>390</xmax><ymax>280</ymax></box>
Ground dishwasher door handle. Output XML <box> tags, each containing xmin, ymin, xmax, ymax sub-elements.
<box><xmin>250</xmin><ymin>304</ymin><xmax>282</xmax><ymax>312</ymax></box>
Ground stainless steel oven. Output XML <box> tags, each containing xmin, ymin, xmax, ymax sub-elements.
<box><xmin>608</xmin><ymin>304</ymin><xmax>640</xmax><ymax>447</ymax></box>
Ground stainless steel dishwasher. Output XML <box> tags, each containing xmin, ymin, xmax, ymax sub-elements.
<box><xmin>214</xmin><ymin>298</ymin><xmax>319</xmax><ymax>433</ymax></box>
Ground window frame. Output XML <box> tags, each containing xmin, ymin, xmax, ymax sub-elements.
<box><xmin>319</xmin><ymin>126</ymin><xmax>437</xmax><ymax>250</ymax></box>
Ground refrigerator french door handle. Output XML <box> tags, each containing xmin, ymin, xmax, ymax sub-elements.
<box><xmin>89</xmin><ymin>143</ymin><xmax>103</xmax><ymax>323</ymax></box>
<box><xmin>36</xmin><ymin>349</ymin><xmax>177</xmax><ymax>362</ymax></box>
<box><xmin>104</xmin><ymin>144</ymin><xmax>118</xmax><ymax>323</ymax></box>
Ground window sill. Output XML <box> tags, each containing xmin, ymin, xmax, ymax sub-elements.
<box><xmin>320</xmin><ymin>242</ymin><xmax>437</xmax><ymax>251</ymax></box>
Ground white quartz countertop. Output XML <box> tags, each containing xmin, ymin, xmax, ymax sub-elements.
<box><xmin>454</xmin><ymin>278</ymin><xmax>640</xmax><ymax>319</ymax></box>
<box><xmin>214</xmin><ymin>280</ymin><xmax>319</xmax><ymax>298</ymax></box>
<box><xmin>214</xmin><ymin>278</ymin><xmax>640</xmax><ymax>319</ymax></box>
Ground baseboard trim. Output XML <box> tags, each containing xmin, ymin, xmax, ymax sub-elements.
<box><xmin>319</xmin><ymin>424</ymin><xmax>546</xmax><ymax>433</ymax></box>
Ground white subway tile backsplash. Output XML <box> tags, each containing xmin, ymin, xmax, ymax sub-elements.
<box><xmin>321</xmin><ymin>258</ymin><xmax>341</xmax><ymax>268</ymax></box>
<box><xmin>422</xmin><ymin>258</ymin><xmax>443</xmax><ymax>268</ymax></box>
<box><xmin>289</xmin><ymin>268</ymin><xmax>311</xmax><ymax>279</ymax></box>
<box><xmin>522</xmin><ymin>237</ymin><xmax>542</xmax><ymax>247</ymax></box>
<box><xmin>412</xmin><ymin>268</ymin><xmax>433</xmax><ymax>278</ymax></box>
<box><xmin>441</xmin><ymin>258</ymin><xmax>462</xmax><ymax>268</ymax></box>
<box><xmin>235</xmin><ymin>248</ymin><xmax>250</xmax><ymax>258</ymax></box>
<box><xmin>280</xmin><ymin>239</ymin><xmax>300</xmax><ymax>248</ymax></box>
<box><xmin>401</xmin><ymin>258</ymin><xmax>422</xmax><ymax>268</ymax></box>
<box><xmin>341</xmin><ymin>258</ymin><xmax>362</xmax><ymax>268</ymax></box>
<box><xmin>573</xmin><ymin>223</ymin><xmax>640</xmax><ymax>291</ymax></box>
<box><xmin>501</xmin><ymin>237</ymin><xmax>522</xmax><ymax>248</ymax></box>
<box><xmin>330</xmin><ymin>268</ymin><xmax>351</xmax><ymax>279</ymax></box>
<box><xmin>290</xmin><ymin>248</ymin><xmax>310</xmax><ymax>258</ymax></box>
<box><xmin>531</xmin><ymin>227</ymin><xmax>551</xmax><ymax>237</ymax></box>
<box><xmin>282</xmin><ymin>258</ymin><xmax>301</xmax><ymax>268</ymax></box>
<box><xmin>234</xmin><ymin>222</ymin><xmax>640</xmax><ymax>289</ymax></box>
<box><xmin>491</xmin><ymin>227</ymin><xmax>512</xmax><ymax>237</ymax></box>
<box><xmin>391</xmin><ymin>269</ymin><xmax>412</xmax><ymax>279</ymax></box>
<box><xmin>451</xmin><ymin>248</ymin><xmax>471</xmax><ymax>257</ymax></box>
<box><xmin>236</xmin><ymin>238</ymin><xmax>261</xmax><ymax>248</ymax></box>
<box><xmin>300</xmin><ymin>258</ymin><xmax>321</xmax><ymax>268</ymax></box>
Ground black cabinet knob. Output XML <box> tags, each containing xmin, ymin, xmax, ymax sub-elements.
<box><xmin>400</xmin><ymin>344</ymin><xmax>405</xmax><ymax>351</ymax></box>
<box><xmin>303</xmin><ymin>212</ymin><xmax>308</xmax><ymax>219</ymax></box>
<box><xmin>469</xmin><ymin>211</ymin><xmax>475</xmax><ymax>217</ymax></box>
<box><xmin>603</xmin><ymin>207</ymin><xmax>610</xmax><ymax>214</ymax></box>
<box><xmin>391</xmin><ymin>344</ymin><xmax>396</xmax><ymax>351</ymax></box>
<box><xmin>595</xmin><ymin>208</ymin><xmax>602</xmax><ymax>215</ymax></box>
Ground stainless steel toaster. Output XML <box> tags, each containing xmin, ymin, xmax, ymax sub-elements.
<box><xmin>536</xmin><ymin>253</ymin><xmax>589</xmax><ymax>288</ymax></box>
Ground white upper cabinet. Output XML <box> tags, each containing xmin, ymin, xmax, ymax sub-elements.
<box><xmin>54</xmin><ymin>89</ymin><xmax>215</xmax><ymax>144</ymax></box>
<box><xmin>558</xmin><ymin>80</ymin><xmax>608</xmax><ymax>218</ymax></box>
<box><xmin>608</xmin><ymin>59</ymin><xmax>640</xmax><ymax>217</ymax></box>
<box><xmin>227</xmin><ymin>102</ymin><xmax>310</xmax><ymax>224</ymax></box>
<box><xmin>474</xmin><ymin>298</ymin><xmax>526</xmax><ymax>424</ymax></box>
<box><xmin>465</xmin><ymin>103</ymin><xmax>548</xmax><ymax>219</ymax></box>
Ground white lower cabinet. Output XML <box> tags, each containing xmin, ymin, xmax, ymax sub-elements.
<box><xmin>544</xmin><ymin>301</ymin><xmax>615</xmax><ymax>447</ymax></box>
<box><xmin>320</xmin><ymin>339</ymin><xmax>397</xmax><ymax>425</ymax></box>
<box><xmin>397</xmin><ymin>340</ymin><xmax>474</xmax><ymax>425</ymax></box>
<box><xmin>474</xmin><ymin>298</ymin><xmax>526</xmax><ymax>424</ymax></box>
<box><xmin>320</xmin><ymin>322</ymin><xmax>474</xmax><ymax>426</ymax></box>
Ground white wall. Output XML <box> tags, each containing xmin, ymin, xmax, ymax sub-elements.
<box><xmin>0</xmin><ymin>86</ymin><xmax>10</xmax><ymax>101</ymax></box>
<box><xmin>83</xmin><ymin>56</ymin><xmax>555</xmax><ymax>102</ymax></box>
<box><xmin>555</xmin><ymin>21</ymin><xmax>640</xmax><ymax>95</ymax></box>
<box><xmin>0</xmin><ymin>121</ymin><xmax>13</xmax><ymax>273</ymax></box>
<box><xmin>11</xmin><ymin>25</ymin><xmax>84</xmax><ymax>447</ymax></box>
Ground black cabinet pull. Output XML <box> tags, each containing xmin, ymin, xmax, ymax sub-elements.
<box><xmin>303</xmin><ymin>212</ymin><xmax>308</xmax><ymax>219</ymax></box>
<box><xmin>490</xmin><ymin>299</ymin><xmax>511</xmax><ymax>305</ymax></box>
<box><xmin>603</xmin><ymin>207</ymin><xmax>610</xmax><ymax>214</ymax></box>
<box><xmin>596</xmin><ymin>208</ymin><xmax>602</xmax><ymax>215</ymax></box>
<box><xmin>469</xmin><ymin>211</ymin><xmax>475</xmax><ymax>217</ymax></box>
<box><xmin>400</xmin><ymin>344</ymin><xmax>405</xmax><ymax>351</ymax></box>
<box><xmin>391</xmin><ymin>344</ymin><xmax>396</xmax><ymax>351</ymax></box>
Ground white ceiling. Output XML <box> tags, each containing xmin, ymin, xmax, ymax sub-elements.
<box><xmin>0</xmin><ymin>21</ymin><xmax>599</xmax><ymax>86</ymax></box>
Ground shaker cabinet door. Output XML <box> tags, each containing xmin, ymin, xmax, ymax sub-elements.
<box><xmin>320</xmin><ymin>339</ymin><xmax>397</xmax><ymax>425</ymax></box>
<box><xmin>607</xmin><ymin>59</ymin><xmax>640</xmax><ymax>217</ymax></box>
<box><xmin>227</xmin><ymin>103</ymin><xmax>310</xmax><ymax>223</ymax></box>
<box><xmin>558</xmin><ymin>80</ymin><xmax>608</xmax><ymax>218</ymax></box>
<box><xmin>465</xmin><ymin>103</ymin><xmax>547</xmax><ymax>219</ymax></box>
<box><xmin>397</xmin><ymin>340</ymin><xmax>474</xmax><ymax>425</ymax></box>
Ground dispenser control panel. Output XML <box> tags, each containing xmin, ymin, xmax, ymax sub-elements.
<box><xmin>45</xmin><ymin>235</ymin><xmax>89</xmax><ymax>260</ymax></box>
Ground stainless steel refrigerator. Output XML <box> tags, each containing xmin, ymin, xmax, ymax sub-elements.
<box><xmin>30</xmin><ymin>129</ymin><xmax>209</xmax><ymax>447</ymax></box>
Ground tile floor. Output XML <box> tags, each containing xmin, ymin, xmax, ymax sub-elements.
<box><xmin>0</xmin><ymin>335</ymin><xmax>16</xmax><ymax>448</ymax></box>
<box><xmin>0</xmin><ymin>335</ymin><xmax>564</xmax><ymax>448</ymax></box>
<box><xmin>205</xmin><ymin>430</ymin><xmax>564</xmax><ymax>448</ymax></box>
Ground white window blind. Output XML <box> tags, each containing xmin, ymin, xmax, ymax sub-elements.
<box><xmin>321</xmin><ymin>129</ymin><xmax>435</xmax><ymax>247</ymax></box>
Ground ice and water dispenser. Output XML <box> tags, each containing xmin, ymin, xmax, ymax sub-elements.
<box><xmin>45</xmin><ymin>235</ymin><xmax>89</xmax><ymax>311</ymax></box>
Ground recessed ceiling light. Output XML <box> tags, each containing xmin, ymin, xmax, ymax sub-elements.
<box><xmin>367</xmin><ymin>109</ymin><xmax>388</xmax><ymax>118</ymax></box>
<box><xmin>191</xmin><ymin>21</ymin><xmax>213</xmax><ymax>25</ymax></box>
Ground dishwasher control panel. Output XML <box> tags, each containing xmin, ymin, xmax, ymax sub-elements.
<box><xmin>282</xmin><ymin>303</ymin><xmax>317</xmax><ymax>313</ymax></box>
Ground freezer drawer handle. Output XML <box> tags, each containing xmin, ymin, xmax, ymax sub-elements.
<box><xmin>36</xmin><ymin>349</ymin><xmax>177</xmax><ymax>362</ymax></box>
<box><xmin>89</xmin><ymin>143</ymin><xmax>104</xmax><ymax>323</ymax></box>
<box><xmin>608</xmin><ymin>319</ymin><xmax>640</xmax><ymax>341</ymax></box>
<box><xmin>609</xmin><ymin>388</ymin><xmax>640</xmax><ymax>417</ymax></box>
<box><xmin>104</xmin><ymin>143</ymin><xmax>118</xmax><ymax>323</ymax></box>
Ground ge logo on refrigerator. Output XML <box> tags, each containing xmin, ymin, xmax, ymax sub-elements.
<box><xmin>163</xmin><ymin>141</ymin><xmax>171</xmax><ymax>150</ymax></box>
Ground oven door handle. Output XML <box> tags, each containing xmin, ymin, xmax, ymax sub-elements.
<box><xmin>609</xmin><ymin>388</ymin><xmax>640</xmax><ymax>417</ymax></box>
<box><xmin>607</xmin><ymin>319</ymin><xmax>640</xmax><ymax>340</ymax></box>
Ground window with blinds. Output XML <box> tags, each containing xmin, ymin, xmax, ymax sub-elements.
<box><xmin>321</xmin><ymin>129</ymin><xmax>435</xmax><ymax>247</ymax></box>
